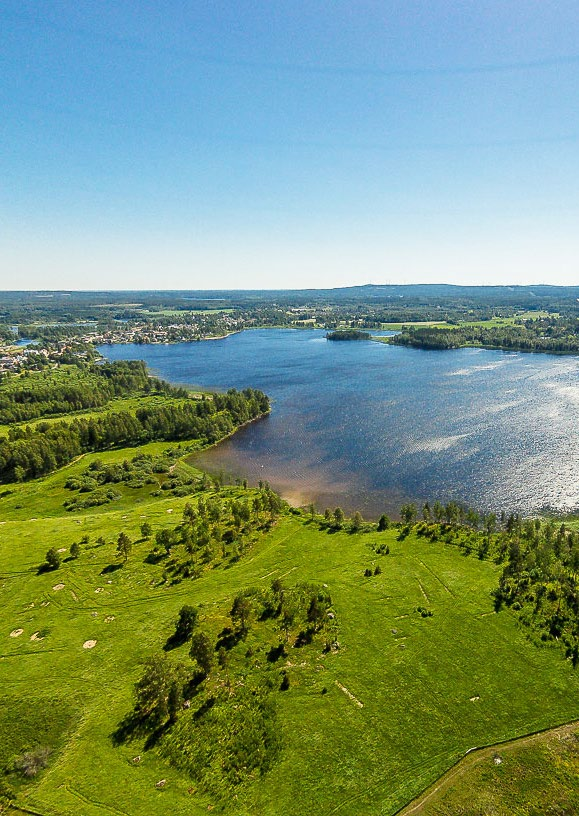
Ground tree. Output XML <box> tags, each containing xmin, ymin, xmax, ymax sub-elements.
<box><xmin>484</xmin><ymin>512</ymin><xmax>497</xmax><ymax>537</ymax></box>
<box><xmin>69</xmin><ymin>541</ymin><xmax>81</xmax><ymax>559</ymax></box>
<box><xmin>281</xmin><ymin>605</ymin><xmax>296</xmax><ymax>641</ymax></box>
<box><xmin>377</xmin><ymin>513</ymin><xmax>390</xmax><ymax>531</ymax></box>
<box><xmin>271</xmin><ymin>577</ymin><xmax>284</xmax><ymax>599</ymax></box>
<box><xmin>116</xmin><ymin>532</ymin><xmax>132</xmax><ymax>564</ymax></box>
<box><xmin>432</xmin><ymin>501</ymin><xmax>444</xmax><ymax>523</ymax></box>
<box><xmin>45</xmin><ymin>548</ymin><xmax>61</xmax><ymax>570</ymax></box>
<box><xmin>333</xmin><ymin>507</ymin><xmax>344</xmax><ymax>528</ymax></box>
<box><xmin>350</xmin><ymin>511</ymin><xmax>363</xmax><ymax>532</ymax></box>
<box><xmin>400</xmin><ymin>503</ymin><xmax>417</xmax><ymax>525</ymax></box>
<box><xmin>134</xmin><ymin>655</ymin><xmax>184</xmax><ymax>725</ymax></box>
<box><xmin>230</xmin><ymin>593</ymin><xmax>253</xmax><ymax>634</ymax></box>
<box><xmin>140</xmin><ymin>521</ymin><xmax>152</xmax><ymax>539</ymax></box>
<box><xmin>190</xmin><ymin>631</ymin><xmax>213</xmax><ymax>676</ymax></box>
<box><xmin>307</xmin><ymin>594</ymin><xmax>325</xmax><ymax>630</ymax></box>
<box><xmin>173</xmin><ymin>605</ymin><xmax>198</xmax><ymax>645</ymax></box>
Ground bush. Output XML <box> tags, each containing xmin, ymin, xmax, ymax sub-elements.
<box><xmin>14</xmin><ymin>745</ymin><xmax>51</xmax><ymax>778</ymax></box>
<box><xmin>45</xmin><ymin>548</ymin><xmax>60</xmax><ymax>570</ymax></box>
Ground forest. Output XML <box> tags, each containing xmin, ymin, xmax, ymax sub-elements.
<box><xmin>0</xmin><ymin>361</ymin><xmax>269</xmax><ymax>482</ymax></box>
<box><xmin>0</xmin><ymin>360</ymin><xmax>186</xmax><ymax>424</ymax></box>
<box><xmin>391</xmin><ymin>315</ymin><xmax>579</xmax><ymax>353</ymax></box>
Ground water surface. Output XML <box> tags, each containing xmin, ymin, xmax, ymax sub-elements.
<box><xmin>100</xmin><ymin>330</ymin><xmax>579</xmax><ymax>518</ymax></box>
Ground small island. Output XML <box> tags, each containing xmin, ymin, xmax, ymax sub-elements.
<box><xmin>326</xmin><ymin>329</ymin><xmax>371</xmax><ymax>341</ymax></box>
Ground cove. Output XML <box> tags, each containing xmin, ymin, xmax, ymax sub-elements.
<box><xmin>99</xmin><ymin>329</ymin><xmax>579</xmax><ymax>518</ymax></box>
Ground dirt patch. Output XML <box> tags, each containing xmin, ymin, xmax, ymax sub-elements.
<box><xmin>9</xmin><ymin>628</ymin><xmax>23</xmax><ymax>638</ymax></box>
<box><xmin>57</xmin><ymin>547</ymin><xmax>67</xmax><ymax>553</ymax></box>
<box><xmin>335</xmin><ymin>680</ymin><xmax>363</xmax><ymax>708</ymax></box>
<box><xmin>83</xmin><ymin>640</ymin><xmax>97</xmax><ymax>649</ymax></box>
<box><xmin>417</xmin><ymin>579</ymin><xmax>429</xmax><ymax>602</ymax></box>
<box><xmin>30</xmin><ymin>632</ymin><xmax>44</xmax><ymax>642</ymax></box>
<box><xmin>53</xmin><ymin>583</ymin><xmax>65</xmax><ymax>591</ymax></box>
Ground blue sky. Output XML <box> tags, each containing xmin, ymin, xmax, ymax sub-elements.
<box><xmin>2</xmin><ymin>1</ymin><xmax>579</xmax><ymax>290</ymax></box>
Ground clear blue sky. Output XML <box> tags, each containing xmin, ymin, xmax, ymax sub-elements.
<box><xmin>2</xmin><ymin>1</ymin><xmax>579</xmax><ymax>290</ymax></box>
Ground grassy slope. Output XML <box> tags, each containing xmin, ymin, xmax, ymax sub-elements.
<box><xmin>2</xmin><ymin>453</ymin><xmax>579</xmax><ymax>815</ymax></box>
<box><xmin>400</xmin><ymin>720</ymin><xmax>579</xmax><ymax>815</ymax></box>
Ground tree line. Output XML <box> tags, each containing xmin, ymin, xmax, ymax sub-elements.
<box><xmin>0</xmin><ymin>360</ymin><xmax>187</xmax><ymax>424</ymax></box>
<box><xmin>0</xmin><ymin>387</ymin><xmax>269</xmax><ymax>483</ymax></box>
<box><xmin>390</xmin><ymin>315</ymin><xmax>579</xmax><ymax>354</ymax></box>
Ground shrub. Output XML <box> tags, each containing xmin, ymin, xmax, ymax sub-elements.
<box><xmin>14</xmin><ymin>746</ymin><xmax>51</xmax><ymax>778</ymax></box>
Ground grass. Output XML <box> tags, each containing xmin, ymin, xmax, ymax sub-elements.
<box><xmin>1</xmin><ymin>451</ymin><xmax>579</xmax><ymax>815</ymax></box>
<box><xmin>399</xmin><ymin>720</ymin><xmax>579</xmax><ymax>815</ymax></box>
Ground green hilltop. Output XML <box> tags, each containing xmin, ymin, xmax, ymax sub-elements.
<box><xmin>1</xmin><ymin>361</ymin><xmax>579</xmax><ymax>815</ymax></box>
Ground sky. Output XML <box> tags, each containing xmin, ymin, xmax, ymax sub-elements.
<box><xmin>2</xmin><ymin>1</ymin><xmax>579</xmax><ymax>290</ymax></box>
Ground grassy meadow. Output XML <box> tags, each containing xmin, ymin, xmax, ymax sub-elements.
<box><xmin>2</xmin><ymin>442</ymin><xmax>579</xmax><ymax>815</ymax></box>
<box><xmin>400</xmin><ymin>720</ymin><xmax>579</xmax><ymax>815</ymax></box>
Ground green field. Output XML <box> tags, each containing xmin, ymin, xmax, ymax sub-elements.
<box><xmin>373</xmin><ymin>311</ymin><xmax>557</xmax><ymax>337</ymax></box>
<box><xmin>400</xmin><ymin>720</ymin><xmax>579</xmax><ymax>815</ymax></box>
<box><xmin>2</xmin><ymin>444</ymin><xmax>579</xmax><ymax>815</ymax></box>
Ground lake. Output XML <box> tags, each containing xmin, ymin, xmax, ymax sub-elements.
<box><xmin>99</xmin><ymin>329</ymin><xmax>579</xmax><ymax>518</ymax></box>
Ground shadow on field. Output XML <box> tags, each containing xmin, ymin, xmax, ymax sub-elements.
<box><xmin>111</xmin><ymin>711</ymin><xmax>151</xmax><ymax>746</ymax></box>
<box><xmin>101</xmin><ymin>563</ymin><xmax>123</xmax><ymax>575</ymax></box>
<box><xmin>215</xmin><ymin>626</ymin><xmax>243</xmax><ymax>651</ymax></box>
<box><xmin>163</xmin><ymin>632</ymin><xmax>187</xmax><ymax>652</ymax></box>
<box><xmin>111</xmin><ymin>712</ymin><xmax>174</xmax><ymax>749</ymax></box>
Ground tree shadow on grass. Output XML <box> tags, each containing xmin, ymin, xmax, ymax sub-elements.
<box><xmin>111</xmin><ymin>711</ymin><xmax>152</xmax><ymax>747</ymax></box>
<box><xmin>36</xmin><ymin>563</ymin><xmax>58</xmax><ymax>576</ymax></box>
<box><xmin>101</xmin><ymin>563</ymin><xmax>123</xmax><ymax>575</ymax></box>
<box><xmin>143</xmin><ymin>720</ymin><xmax>173</xmax><ymax>750</ymax></box>
<box><xmin>112</xmin><ymin>711</ymin><xmax>174</xmax><ymax>751</ymax></box>
<box><xmin>215</xmin><ymin>627</ymin><xmax>243</xmax><ymax>651</ymax></box>
<box><xmin>163</xmin><ymin>632</ymin><xmax>187</xmax><ymax>652</ymax></box>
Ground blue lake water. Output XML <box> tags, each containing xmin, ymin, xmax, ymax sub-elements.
<box><xmin>99</xmin><ymin>329</ymin><xmax>579</xmax><ymax>518</ymax></box>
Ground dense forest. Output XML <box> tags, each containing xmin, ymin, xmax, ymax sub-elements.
<box><xmin>0</xmin><ymin>360</ymin><xmax>186</xmax><ymax>424</ymax></box>
<box><xmin>326</xmin><ymin>329</ymin><xmax>371</xmax><ymax>341</ymax></box>
<box><xmin>391</xmin><ymin>316</ymin><xmax>579</xmax><ymax>353</ymax></box>
<box><xmin>0</xmin><ymin>363</ymin><xmax>269</xmax><ymax>482</ymax></box>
